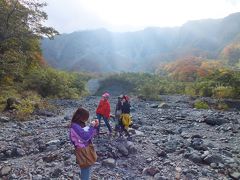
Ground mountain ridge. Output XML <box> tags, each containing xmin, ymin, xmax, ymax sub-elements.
<box><xmin>41</xmin><ymin>12</ymin><xmax>240</xmax><ymax>72</ymax></box>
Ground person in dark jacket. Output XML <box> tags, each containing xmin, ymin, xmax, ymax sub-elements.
<box><xmin>121</xmin><ymin>95</ymin><xmax>132</xmax><ymax>139</ymax></box>
<box><xmin>114</xmin><ymin>95</ymin><xmax>123</xmax><ymax>136</ymax></box>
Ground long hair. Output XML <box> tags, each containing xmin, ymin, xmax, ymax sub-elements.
<box><xmin>71</xmin><ymin>107</ymin><xmax>89</xmax><ymax>127</ymax></box>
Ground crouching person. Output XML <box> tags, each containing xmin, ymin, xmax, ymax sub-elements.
<box><xmin>69</xmin><ymin>107</ymin><xmax>99</xmax><ymax>180</ymax></box>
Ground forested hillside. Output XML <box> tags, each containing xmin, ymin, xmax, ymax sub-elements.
<box><xmin>0</xmin><ymin>0</ymin><xmax>90</xmax><ymax>118</ymax></box>
<box><xmin>42</xmin><ymin>12</ymin><xmax>240</xmax><ymax>72</ymax></box>
<box><xmin>1</xmin><ymin>0</ymin><xmax>240</xmax><ymax>120</ymax></box>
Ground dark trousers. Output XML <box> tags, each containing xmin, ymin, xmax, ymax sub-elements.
<box><xmin>97</xmin><ymin>114</ymin><xmax>112</xmax><ymax>133</ymax></box>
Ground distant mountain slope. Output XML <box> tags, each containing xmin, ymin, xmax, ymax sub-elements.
<box><xmin>41</xmin><ymin>12</ymin><xmax>240</xmax><ymax>72</ymax></box>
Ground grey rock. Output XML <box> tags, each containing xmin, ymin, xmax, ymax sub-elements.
<box><xmin>222</xmin><ymin>150</ymin><xmax>233</xmax><ymax>157</ymax></box>
<box><xmin>42</xmin><ymin>153</ymin><xmax>58</xmax><ymax>163</ymax></box>
<box><xmin>5</xmin><ymin>97</ymin><xmax>21</xmax><ymax>110</ymax></box>
<box><xmin>159</xmin><ymin>103</ymin><xmax>169</xmax><ymax>109</ymax></box>
<box><xmin>181</xmin><ymin>132</ymin><xmax>191</xmax><ymax>139</ymax></box>
<box><xmin>205</xmin><ymin>117</ymin><xmax>226</xmax><ymax>126</ymax></box>
<box><xmin>164</xmin><ymin>140</ymin><xmax>179</xmax><ymax>153</ymax></box>
<box><xmin>191</xmin><ymin>134</ymin><xmax>203</xmax><ymax>139</ymax></box>
<box><xmin>203</xmin><ymin>154</ymin><xmax>224</xmax><ymax>164</ymax></box>
<box><xmin>50</xmin><ymin>168</ymin><xmax>62</xmax><ymax>178</ymax></box>
<box><xmin>0</xmin><ymin>116</ymin><xmax>10</xmax><ymax>123</ymax></box>
<box><xmin>64</xmin><ymin>115</ymin><xmax>72</xmax><ymax>120</ymax></box>
<box><xmin>133</xmin><ymin>129</ymin><xmax>144</xmax><ymax>136</ymax></box>
<box><xmin>146</xmin><ymin>158</ymin><xmax>153</xmax><ymax>163</ymax></box>
<box><xmin>150</xmin><ymin>104</ymin><xmax>159</xmax><ymax>108</ymax></box>
<box><xmin>33</xmin><ymin>175</ymin><xmax>43</xmax><ymax>180</ymax></box>
<box><xmin>11</xmin><ymin>148</ymin><xmax>25</xmax><ymax>157</ymax></box>
<box><xmin>16</xmin><ymin>148</ymin><xmax>25</xmax><ymax>156</ymax></box>
<box><xmin>0</xmin><ymin>165</ymin><xmax>11</xmax><ymax>176</ymax></box>
<box><xmin>154</xmin><ymin>173</ymin><xmax>168</xmax><ymax>180</ymax></box>
<box><xmin>157</xmin><ymin>150</ymin><xmax>167</xmax><ymax>157</ymax></box>
<box><xmin>46</xmin><ymin>145</ymin><xmax>58</xmax><ymax>151</ymax></box>
<box><xmin>10</xmin><ymin>173</ymin><xmax>18</xmax><ymax>179</ymax></box>
<box><xmin>46</xmin><ymin>139</ymin><xmax>61</xmax><ymax>146</ymax></box>
<box><xmin>183</xmin><ymin>169</ymin><xmax>199</xmax><ymax>176</ymax></box>
<box><xmin>142</xmin><ymin>167</ymin><xmax>160</xmax><ymax>176</ymax></box>
<box><xmin>117</xmin><ymin>144</ymin><xmax>129</xmax><ymax>156</ymax></box>
<box><xmin>126</xmin><ymin>141</ymin><xmax>137</xmax><ymax>154</ymax></box>
<box><xmin>184</xmin><ymin>152</ymin><xmax>202</xmax><ymax>163</ymax></box>
<box><xmin>229</xmin><ymin>172</ymin><xmax>240</xmax><ymax>180</ymax></box>
<box><xmin>102</xmin><ymin>158</ymin><xmax>116</xmax><ymax>168</ymax></box>
<box><xmin>210</xmin><ymin>163</ymin><xmax>217</xmax><ymax>169</ymax></box>
<box><xmin>36</xmin><ymin>110</ymin><xmax>55</xmax><ymax>117</ymax></box>
<box><xmin>190</xmin><ymin>138</ymin><xmax>207</xmax><ymax>151</ymax></box>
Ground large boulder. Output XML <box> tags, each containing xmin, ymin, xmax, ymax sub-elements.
<box><xmin>126</xmin><ymin>141</ymin><xmax>137</xmax><ymax>154</ymax></box>
<box><xmin>204</xmin><ymin>117</ymin><xmax>226</xmax><ymax>126</ymax></box>
<box><xmin>0</xmin><ymin>166</ymin><xmax>11</xmax><ymax>176</ymax></box>
<box><xmin>203</xmin><ymin>154</ymin><xmax>224</xmax><ymax>164</ymax></box>
<box><xmin>117</xmin><ymin>144</ymin><xmax>129</xmax><ymax>156</ymax></box>
<box><xmin>4</xmin><ymin>97</ymin><xmax>21</xmax><ymax>111</ymax></box>
<box><xmin>187</xmin><ymin>153</ymin><xmax>203</xmax><ymax>163</ymax></box>
<box><xmin>0</xmin><ymin>116</ymin><xmax>10</xmax><ymax>123</ymax></box>
<box><xmin>229</xmin><ymin>172</ymin><xmax>240</xmax><ymax>180</ymax></box>
<box><xmin>158</xmin><ymin>103</ymin><xmax>169</xmax><ymax>109</ymax></box>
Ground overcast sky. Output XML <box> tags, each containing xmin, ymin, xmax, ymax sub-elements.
<box><xmin>43</xmin><ymin>0</ymin><xmax>240</xmax><ymax>33</ymax></box>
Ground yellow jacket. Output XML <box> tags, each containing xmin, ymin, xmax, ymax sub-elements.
<box><xmin>121</xmin><ymin>113</ymin><xmax>132</xmax><ymax>129</ymax></box>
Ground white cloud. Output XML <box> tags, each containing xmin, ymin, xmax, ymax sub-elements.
<box><xmin>42</xmin><ymin>0</ymin><xmax>240</xmax><ymax>33</ymax></box>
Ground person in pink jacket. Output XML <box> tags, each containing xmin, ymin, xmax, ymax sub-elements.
<box><xmin>96</xmin><ymin>93</ymin><xmax>112</xmax><ymax>135</ymax></box>
<box><xmin>70</xmin><ymin>107</ymin><xmax>99</xmax><ymax>180</ymax></box>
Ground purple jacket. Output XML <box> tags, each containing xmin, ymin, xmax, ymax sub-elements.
<box><xmin>70</xmin><ymin>123</ymin><xmax>96</xmax><ymax>148</ymax></box>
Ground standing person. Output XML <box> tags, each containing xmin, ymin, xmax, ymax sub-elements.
<box><xmin>69</xmin><ymin>107</ymin><xmax>99</xmax><ymax>180</ymax></box>
<box><xmin>114</xmin><ymin>95</ymin><xmax>123</xmax><ymax>136</ymax></box>
<box><xmin>121</xmin><ymin>95</ymin><xmax>132</xmax><ymax>139</ymax></box>
<box><xmin>96</xmin><ymin>93</ymin><xmax>112</xmax><ymax>135</ymax></box>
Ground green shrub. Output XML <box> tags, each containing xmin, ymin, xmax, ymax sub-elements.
<box><xmin>139</xmin><ymin>84</ymin><xmax>161</xmax><ymax>100</ymax></box>
<box><xmin>198</xmin><ymin>86</ymin><xmax>213</xmax><ymax>97</ymax></box>
<box><xmin>213</xmin><ymin>86</ymin><xmax>236</xmax><ymax>98</ymax></box>
<box><xmin>216</xmin><ymin>102</ymin><xmax>229</xmax><ymax>111</ymax></box>
<box><xmin>14</xmin><ymin>91</ymin><xmax>56</xmax><ymax>121</ymax></box>
<box><xmin>0</xmin><ymin>87</ymin><xmax>20</xmax><ymax>111</ymax></box>
<box><xmin>194</xmin><ymin>100</ymin><xmax>209</xmax><ymax>109</ymax></box>
<box><xmin>15</xmin><ymin>91</ymin><xmax>41</xmax><ymax>120</ymax></box>
<box><xmin>185</xmin><ymin>86</ymin><xmax>196</xmax><ymax>96</ymax></box>
<box><xmin>24</xmin><ymin>68</ymin><xmax>90</xmax><ymax>98</ymax></box>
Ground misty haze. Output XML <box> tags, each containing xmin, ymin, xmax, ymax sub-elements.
<box><xmin>1</xmin><ymin>0</ymin><xmax>240</xmax><ymax>180</ymax></box>
<box><xmin>42</xmin><ymin>12</ymin><xmax>240</xmax><ymax>72</ymax></box>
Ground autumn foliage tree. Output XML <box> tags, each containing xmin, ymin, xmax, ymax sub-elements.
<box><xmin>159</xmin><ymin>56</ymin><xmax>223</xmax><ymax>81</ymax></box>
<box><xmin>221</xmin><ymin>41</ymin><xmax>240</xmax><ymax>66</ymax></box>
<box><xmin>0</xmin><ymin>0</ymin><xmax>58</xmax><ymax>83</ymax></box>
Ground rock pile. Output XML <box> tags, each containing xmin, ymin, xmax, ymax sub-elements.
<box><xmin>0</xmin><ymin>95</ymin><xmax>239</xmax><ymax>179</ymax></box>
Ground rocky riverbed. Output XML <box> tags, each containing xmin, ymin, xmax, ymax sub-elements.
<box><xmin>0</xmin><ymin>95</ymin><xmax>240</xmax><ymax>180</ymax></box>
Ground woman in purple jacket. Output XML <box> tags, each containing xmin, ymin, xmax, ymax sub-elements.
<box><xmin>70</xmin><ymin>107</ymin><xmax>99</xmax><ymax>180</ymax></box>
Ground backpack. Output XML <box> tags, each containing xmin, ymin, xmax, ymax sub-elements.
<box><xmin>69</xmin><ymin>126</ymin><xmax>97</xmax><ymax>168</ymax></box>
